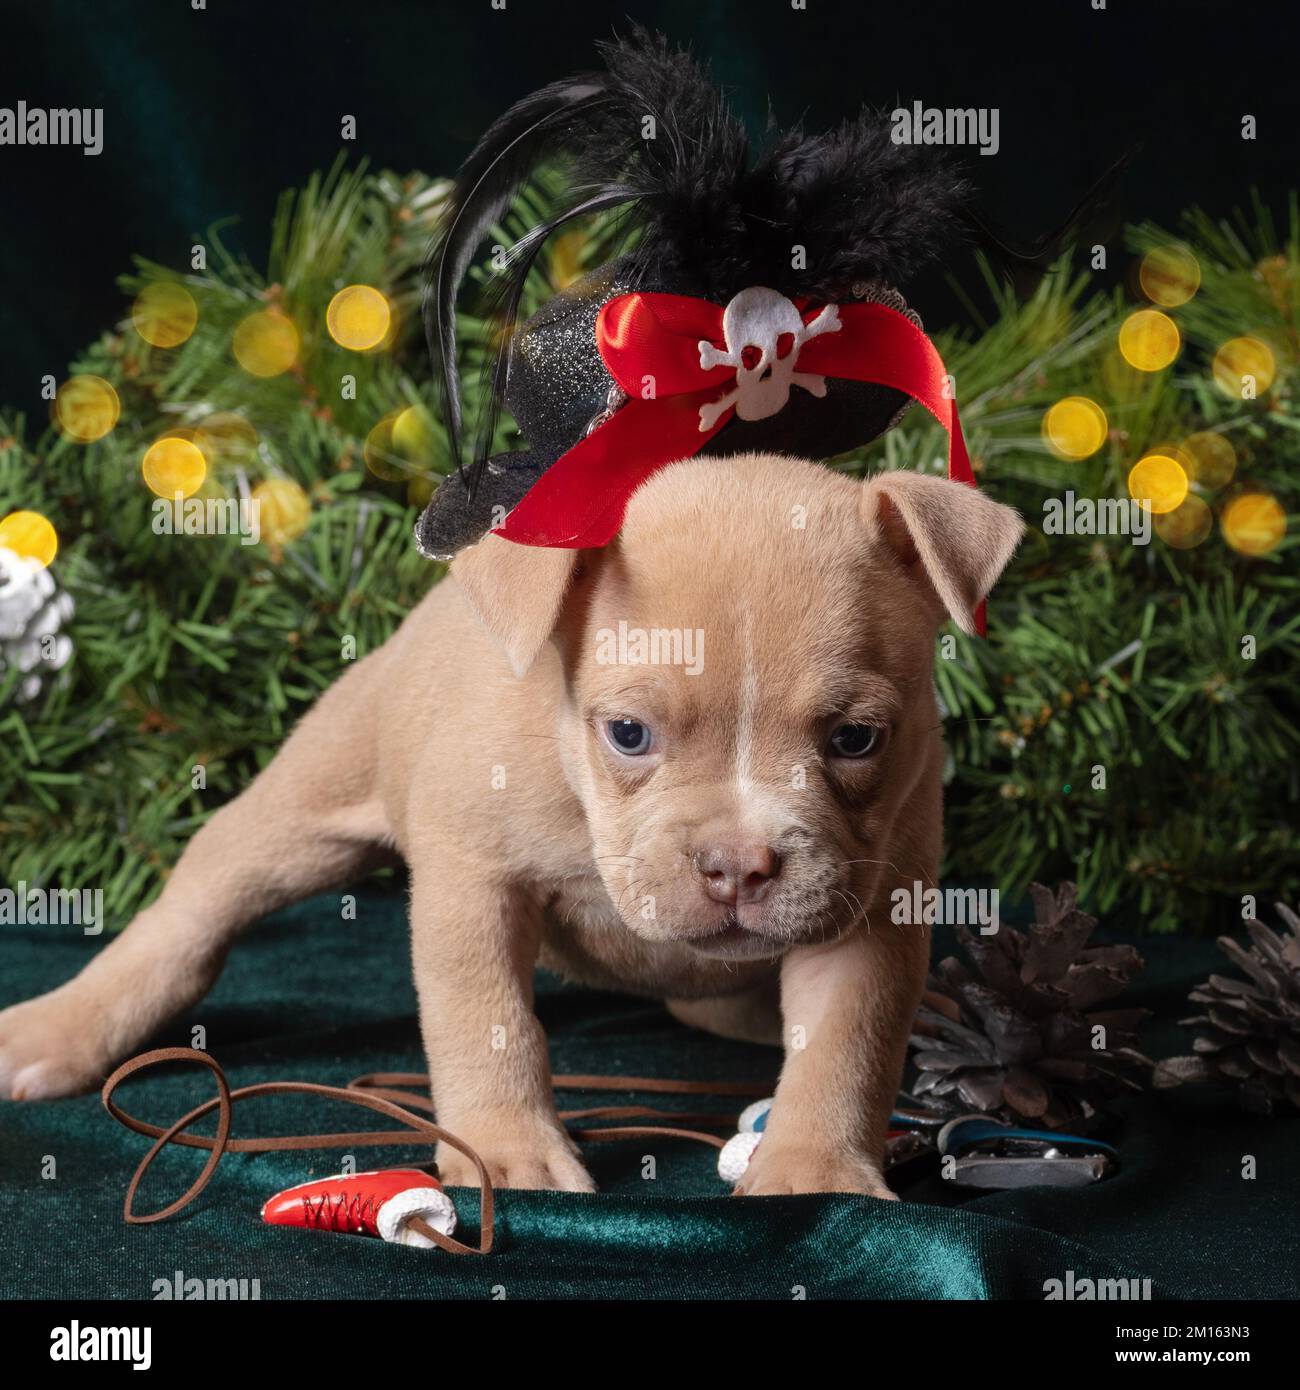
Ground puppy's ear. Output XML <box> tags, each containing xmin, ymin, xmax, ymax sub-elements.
<box><xmin>451</xmin><ymin>534</ymin><xmax>582</xmax><ymax>678</ymax></box>
<box><xmin>862</xmin><ymin>471</ymin><xmax>1024</xmax><ymax>634</ymax></box>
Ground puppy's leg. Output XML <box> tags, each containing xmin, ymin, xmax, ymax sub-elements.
<box><xmin>412</xmin><ymin>861</ymin><xmax>594</xmax><ymax>1192</ymax></box>
<box><xmin>0</xmin><ymin>680</ymin><xmax>389</xmax><ymax>1100</ymax></box>
<box><xmin>734</xmin><ymin>920</ymin><xmax>929</xmax><ymax>1197</ymax></box>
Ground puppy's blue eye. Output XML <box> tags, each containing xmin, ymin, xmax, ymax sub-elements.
<box><xmin>828</xmin><ymin>723</ymin><xmax>881</xmax><ymax>758</ymax></box>
<box><xmin>607</xmin><ymin>719</ymin><xmax>653</xmax><ymax>755</ymax></box>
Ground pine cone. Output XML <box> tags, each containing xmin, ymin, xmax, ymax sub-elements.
<box><xmin>1153</xmin><ymin>904</ymin><xmax>1300</xmax><ymax>1116</ymax></box>
<box><xmin>906</xmin><ymin>882</ymin><xmax>1151</xmax><ymax>1130</ymax></box>
<box><xmin>0</xmin><ymin>546</ymin><xmax>74</xmax><ymax>704</ymax></box>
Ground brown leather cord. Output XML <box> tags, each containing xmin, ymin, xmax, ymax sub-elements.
<box><xmin>102</xmin><ymin>1048</ymin><xmax>494</xmax><ymax>1255</ymax></box>
<box><xmin>351</xmin><ymin>1071</ymin><xmax>771</xmax><ymax>1099</ymax></box>
<box><xmin>556</xmin><ymin>1073</ymin><xmax>771</xmax><ymax>1098</ymax></box>
<box><xmin>347</xmin><ymin>1073</ymin><xmax>756</xmax><ymax>1134</ymax></box>
<box><xmin>570</xmin><ymin>1125</ymin><xmax>726</xmax><ymax>1147</ymax></box>
<box><xmin>350</xmin><ymin>1067</ymin><xmax>767</xmax><ymax>1100</ymax></box>
<box><xmin>103</xmin><ymin>1049</ymin><xmax>775</xmax><ymax>1254</ymax></box>
<box><xmin>342</xmin><ymin>1080</ymin><xmax>742</xmax><ymax>1133</ymax></box>
<box><xmin>558</xmin><ymin>1105</ymin><xmax>742</xmax><ymax>1127</ymax></box>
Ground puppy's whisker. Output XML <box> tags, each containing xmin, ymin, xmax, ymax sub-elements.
<box><xmin>834</xmin><ymin>856</ymin><xmax>940</xmax><ymax>892</ymax></box>
<box><xmin>830</xmin><ymin>889</ymin><xmax>859</xmax><ymax>932</ymax></box>
<box><xmin>836</xmin><ymin>883</ymin><xmax>865</xmax><ymax>920</ymax></box>
<box><xmin>615</xmin><ymin>875</ymin><xmax>663</xmax><ymax>920</ymax></box>
<box><xmin>627</xmin><ymin>881</ymin><xmax>661</xmax><ymax>914</ymax></box>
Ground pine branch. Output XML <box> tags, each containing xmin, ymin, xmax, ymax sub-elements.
<box><xmin>1</xmin><ymin>170</ymin><xmax>1297</xmax><ymax>935</ymax></box>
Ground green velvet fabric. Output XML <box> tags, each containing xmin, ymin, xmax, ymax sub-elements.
<box><xmin>1</xmin><ymin>892</ymin><xmax>1296</xmax><ymax>1300</ymax></box>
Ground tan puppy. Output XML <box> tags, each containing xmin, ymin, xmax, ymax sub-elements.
<box><xmin>0</xmin><ymin>455</ymin><xmax>1021</xmax><ymax>1197</ymax></box>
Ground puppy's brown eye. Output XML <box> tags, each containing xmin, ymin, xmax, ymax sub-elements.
<box><xmin>605</xmin><ymin>718</ymin><xmax>653</xmax><ymax>756</ymax></box>
<box><xmin>828</xmin><ymin>723</ymin><xmax>881</xmax><ymax>758</ymax></box>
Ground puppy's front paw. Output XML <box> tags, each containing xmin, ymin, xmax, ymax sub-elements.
<box><xmin>733</xmin><ymin>1141</ymin><xmax>898</xmax><ymax>1199</ymax></box>
<box><xmin>435</xmin><ymin>1110</ymin><xmax>596</xmax><ymax>1193</ymax></box>
<box><xmin>0</xmin><ymin>986</ymin><xmax>117</xmax><ymax>1100</ymax></box>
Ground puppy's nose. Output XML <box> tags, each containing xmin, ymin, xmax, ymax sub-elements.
<box><xmin>694</xmin><ymin>843</ymin><xmax>782</xmax><ymax>905</ymax></box>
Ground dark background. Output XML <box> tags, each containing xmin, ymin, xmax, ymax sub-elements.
<box><xmin>0</xmin><ymin>0</ymin><xmax>1292</xmax><ymax>416</ymax></box>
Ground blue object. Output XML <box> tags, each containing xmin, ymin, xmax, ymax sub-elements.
<box><xmin>939</xmin><ymin>1117</ymin><xmax>1117</xmax><ymax>1157</ymax></box>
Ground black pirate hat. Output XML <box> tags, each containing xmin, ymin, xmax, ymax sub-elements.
<box><xmin>414</xmin><ymin>28</ymin><xmax>1091</xmax><ymax>562</ymax></box>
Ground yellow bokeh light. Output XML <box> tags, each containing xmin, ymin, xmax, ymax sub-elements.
<box><xmin>392</xmin><ymin>404</ymin><xmax>436</xmax><ymax>459</ymax></box>
<box><xmin>142</xmin><ymin>436</ymin><xmax>207</xmax><ymax>499</ymax></box>
<box><xmin>1138</xmin><ymin>246</ymin><xmax>1200</xmax><ymax>308</ymax></box>
<box><xmin>193</xmin><ymin>412</ymin><xmax>258</xmax><ymax>463</ymax></box>
<box><xmin>252</xmin><ymin>478</ymin><xmax>311</xmax><ymax>546</ymax></box>
<box><xmin>366</xmin><ymin>405</ymin><xmax>438</xmax><ymax>481</ymax></box>
<box><xmin>0</xmin><ymin>510</ymin><xmax>59</xmax><ymax>568</ymax></box>
<box><xmin>132</xmin><ymin>282</ymin><xmax>198</xmax><ymax>348</ymax></box>
<box><xmin>1147</xmin><ymin>440</ymin><xmax>1195</xmax><ymax>477</ymax></box>
<box><xmin>363</xmin><ymin>411</ymin><xmax>407</xmax><ymax>481</ymax></box>
<box><xmin>1118</xmin><ymin>309</ymin><xmax>1180</xmax><ymax>372</ymax></box>
<box><xmin>1154</xmin><ymin>493</ymin><xmax>1213</xmax><ymax>550</ymax></box>
<box><xmin>1212</xmin><ymin>336</ymin><xmax>1276</xmax><ymax>398</ymax></box>
<box><xmin>1257</xmin><ymin>254</ymin><xmax>1295</xmax><ymax>308</ymax></box>
<box><xmin>326</xmin><ymin>285</ymin><xmax>392</xmax><ymax>352</ymax></box>
<box><xmin>1042</xmin><ymin>396</ymin><xmax>1108</xmax><ymax>460</ymax></box>
<box><xmin>1128</xmin><ymin>453</ymin><xmax>1189</xmax><ymax>514</ymax></box>
<box><xmin>232</xmin><ymin>309</ymin><xmax>299</xmax><ymax>377</ymax></box>
<box><xmin>1221</xmin><ymin>492</ymin><xmax>1286</xmax><ymax>556</ymax></box>
<box><xmin>1181</xmin><ymin>431</ymin><xmax>1236</xmax><ymax>490</ymax></box>
<box><xmin>54</xmin><ymin>375</ymin><xmax>120</xmax><ymax>442</ymax></box>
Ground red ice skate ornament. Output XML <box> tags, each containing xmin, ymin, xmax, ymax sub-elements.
<box><xmin>261</xmin><ymin>1168</ymin><xmax>457</xmax><ymax>1249</ymax></box>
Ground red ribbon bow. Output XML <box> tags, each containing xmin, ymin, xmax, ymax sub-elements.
<box><xmin>494</xmin><ymin>290</ymin><xmax>982</xmax><ymax>630</ymax></box>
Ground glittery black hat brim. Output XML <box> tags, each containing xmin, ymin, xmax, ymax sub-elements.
<box><xmin>415</xmin><ymin>451</ymin><xmax>549</xmax><ymax>561</ymax></box>
<box><xmin>415</xmin><ymin>259</ymin><xmax>920</xmax><ymax>558</ymax></box>
<box><xmin>413</xmin><ymin>382</ymin><xmax>914</xmax><ymax>562</ymax></box>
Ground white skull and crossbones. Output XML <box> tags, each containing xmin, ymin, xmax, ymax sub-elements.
<box><xmin>696</xmin><ymin>287</ymin><xmax>841</xmax><ymax>432</ymax></box>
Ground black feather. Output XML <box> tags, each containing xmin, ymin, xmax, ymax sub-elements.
<box><xmin>466</xmin><ymin>187</ymin><xmax>642</xmax><ymax>496</ymax></box>
<box><xmin>422</xmin><ymin>73</ymin><xmax>614</xmax><ymax>473</ymax></box>
<box><xmin>562</xmin><ymin>31</ymin><xmax>970</xmax><ymax>298</ymax></box>
<box><xmin>752</xmin><ymin>113</ymin><xmax>972</xmax><ymax>298</ymax></box>
<box><xmin>960</xmin><ymin>145</ymin><xmax>1139</xmax><ymax>277</ymax></box>
<box><xmin>424</xmin><ymin>26</ymin><xmax>975</xmax><ymax>483</ymax></box>
<box><xmin>565</xmin><ymin>28</ymin><xmax>753</xmax><ymax>292</ymax></box>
